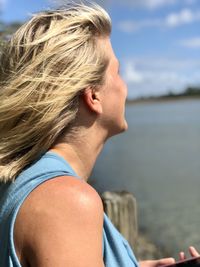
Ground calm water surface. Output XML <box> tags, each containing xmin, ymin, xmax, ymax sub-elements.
<box><xmin>91</xmin><ymin>99</ymin><xmax>200</xmax><ymax>258</ymax></box>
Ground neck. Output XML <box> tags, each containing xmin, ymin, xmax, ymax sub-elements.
<box><xmin>50</xmin><ymin>130</ymin><xmax>105</xmax><ymax>181</ymax></box>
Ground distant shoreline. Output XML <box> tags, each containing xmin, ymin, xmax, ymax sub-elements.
<box><xmin>126</xmin><ymin>95</ymin><xmax>200</xmax><ymax>105</ymax></box>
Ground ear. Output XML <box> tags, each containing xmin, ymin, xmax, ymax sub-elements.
<box><xmin>82</xmin><ymin>88</ymin><xmax>103</xmax><ymax>114</ymax></box>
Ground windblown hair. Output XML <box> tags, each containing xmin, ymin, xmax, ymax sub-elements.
<box><xmin>0</xmin><ymin>2</ymin><xmax>111</xmax><ymax>183</ymax></box>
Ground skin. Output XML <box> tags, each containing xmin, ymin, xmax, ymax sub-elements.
<box><xmin>14</xmin><ymin>37</ymin><xmax>199</xmax><ymax>267</ymax></box>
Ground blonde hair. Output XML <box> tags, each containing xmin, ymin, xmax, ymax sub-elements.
<box><xmin>0</xmin><ymin>2</ymin><xmax>111</xmax><ymax>183</ymax></box>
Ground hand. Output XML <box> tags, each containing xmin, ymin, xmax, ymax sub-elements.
<box><xmin>139</xmin><ymin>246</ymin><xmax>200</xmax><ymax>267</ymax></box>
<box><xmin>179</xmin><ymin>246</ymin><xmax>200</xmax><ymax>260</ymax></box>
<box><xmin>139</xmin><ymin>258</ymin><xmax>175</xmax><ymax>267</ymax></box>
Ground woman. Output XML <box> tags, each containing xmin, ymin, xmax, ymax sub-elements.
<box><xmin>0</xmin><ymin>2</ymin><xmax>199</xmax><ymax>267</ymax></box>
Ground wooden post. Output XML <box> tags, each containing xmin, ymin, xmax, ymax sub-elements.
<box><xmin>101</xmin><ymin>191</ymin><xmax>138</xmax><ymax>250</ymax></box>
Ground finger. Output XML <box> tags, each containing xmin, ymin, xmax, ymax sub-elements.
<box><xmin>179</xmin><ymin>251</ymin><xmax>186</xmax><ymax>260</ymax></box>
<box><xmin>139</xmin><ymin>258</ymin><xmax>175</xmax><ymax>267</ymax></box>
<box><xmin>189</xmin><ymin>246</ymin><xmax>200</xmax><ymax>257</ymax></box>
<box><xmin>157</xmin><ymin>257</ymin><xmax>175</xmax><ymax>266</ymax></box>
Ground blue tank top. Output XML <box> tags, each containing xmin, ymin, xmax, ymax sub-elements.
<box><xmin>0</xmin><ymin>152</ymin><xmax>139</xmax><ymax>267</ymax></box>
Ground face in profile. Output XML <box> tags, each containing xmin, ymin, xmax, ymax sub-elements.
<box><xmin>99</xmin><ymin>38</ymin><xmax>128</xmax><ymax>138</ymax></box>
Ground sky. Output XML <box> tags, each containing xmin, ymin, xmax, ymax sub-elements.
<box><xmin>0</xmin><ymin>0</ymin><xmax>200</xmax><ymax>99</ymax></box>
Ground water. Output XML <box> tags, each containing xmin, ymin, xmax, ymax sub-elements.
<box><xmin>91</xmin><ymin>98</ymin><xmax>200</xmax><ymax>258</ymax></box>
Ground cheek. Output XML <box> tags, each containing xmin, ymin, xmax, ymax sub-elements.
<box><xmin>118</xmin><ymin>78</ymin><xmax>128</xmax><ymax>99</ymax></box>
<box><xmin>107</xmin><ymin>75</ymin><xmax>127</xmax><ymax>103</ymax></box>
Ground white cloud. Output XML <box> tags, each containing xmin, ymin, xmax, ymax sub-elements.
<box><xmin>118</xmin><ymin>8</ymin><xmax>200</xmax><ymax>33</ymax></box>
<box><xmin>165</xmin><ymin>8</ymin><xmax>200</xmax><ymax>27</ymax></box>
<box><xmin>124</xmin><ymin>62</ymin><xmax>143</xmax><ymax>83</ymax></box>
<box><xmin>179</xmin><ymin>37</ymin><xmax>200</xmax><ymax>48</ymax></box>
<box><xmin>122</xmin><ymin>58</ymin><xmax>200</xmax><ymax>98</ymax></box>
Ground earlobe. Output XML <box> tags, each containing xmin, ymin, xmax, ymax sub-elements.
<box><xmin>83</xmin><ymin>88</ymin><xmax>102</xmax><ymax>115</ymax></box>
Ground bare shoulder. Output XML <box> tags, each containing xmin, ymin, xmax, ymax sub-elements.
<box><xmin>20</xmin><ymin>175</ymin><xmax>104</xmax><ymax>221</ymax></box>
<box><xmin>32</xmin><ymin>175</ymin><xmax>104</xmax><ymax>213</ymax></box>
<box><xmin>14</xmin><ymin>176</ymin><xmax>104</xmax><ymax>267</ymax></box>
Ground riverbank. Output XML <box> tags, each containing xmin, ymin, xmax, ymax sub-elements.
<box><xmin>126</xmin><ymin>95</ymin><xmax>200</xmax><ymax>105</ymax></box>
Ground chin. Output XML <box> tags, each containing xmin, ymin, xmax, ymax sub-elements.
<box><xmin>120</xmin><ymin>121</ymin><xmax>128</xmax><ymax>134</ymax></box>
<box><xmin>123</xmin><ymin>120</ymin><xmax>128</xmax><ymax>131</ymax></box>
<box><xmin>108</xmin><ymin>120</ymin><xmax>128</xmax><ymax>138</ymax></box>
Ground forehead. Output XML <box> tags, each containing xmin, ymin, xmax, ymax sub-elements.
<box><xmin>98</xmin><ymin>37</ymin><xmax>119</xmax><ymax>67</ymax></box>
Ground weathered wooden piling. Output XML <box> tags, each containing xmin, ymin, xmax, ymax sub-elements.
<box><xmin>101</xmin><ymin>191</ymin><xmax>138</xmax><ymax>250</ymax></box>
<box><xmin>101</xmin><ymin>191</ymin><xmax>164</xmax><ymax>260</ymax></box>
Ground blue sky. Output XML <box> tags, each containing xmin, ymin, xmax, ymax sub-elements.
<box><xmin>1</xmin><ymin>0</ymin><xmax>200</xmax><ymax>99</ymax></box>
